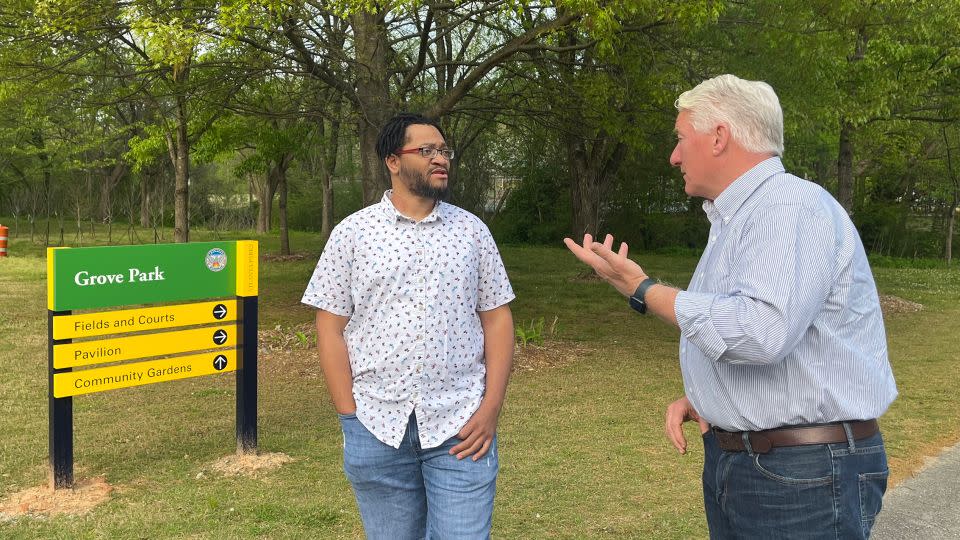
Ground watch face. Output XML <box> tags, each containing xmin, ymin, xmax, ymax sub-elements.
<box><xmin>629</xmin><ymin>295</ymin><xmax>647</xmax><ymax>314</ymax></box>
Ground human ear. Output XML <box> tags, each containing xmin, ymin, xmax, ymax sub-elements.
<box><xmin>385</xmin><ymin>154</ymin><xmax>400</xmax><ymax>174</ymax></box>
<box><xmin>713</xmin><ymin>124</ymin><xmax>730</xmax><ymax>155</ymax></box>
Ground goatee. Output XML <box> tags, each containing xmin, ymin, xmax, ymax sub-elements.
<box><xmin>403</xmin><ymin>166</ymin><xmax>449</xmax><ymax>200</ymax></box>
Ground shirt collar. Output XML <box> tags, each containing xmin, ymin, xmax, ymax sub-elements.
<box><xmin>703</xmin><ymin>157</ymin><xmax>784</xmax><ymax>222</ymax></box>
<box><xmin>379</xmin><ymin>189</ymin><xmax>446</xmax><ymax>223</ymax></box>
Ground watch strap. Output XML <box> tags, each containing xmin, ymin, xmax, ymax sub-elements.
<box><xmin>628</xmin><ymin>277</ymin><xmax>659</xmax><ymax>314</ymax></box>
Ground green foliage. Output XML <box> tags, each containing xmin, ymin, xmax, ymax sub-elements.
<box><xmin>515</xmin><ymin>317</ymin><xmax>546</xmax><ymax>347</ymax></box>
<box><xmin>126</xmin><ymin>125</ymin><xmax>170</xmax><ymax>172</ymax></box>
<box><xmin>489</xmin><ymin>141</ymin><xmax>570</xmax><ymax>245</ymax></box>
<box><xmin>287</xmin><ymin>180</ymin><xmax>362</xmax><ymax>232</ymax></box>
<box><xmin>4</xmin><ymin>0</ymin><xmax>960</xmax><ymax>260</ymax></box>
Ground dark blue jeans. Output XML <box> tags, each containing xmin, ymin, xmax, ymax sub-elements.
<box><xmin>702</xmin><ymin>428</ymin><xmax>889</xmax><ymax>539</ymax></box>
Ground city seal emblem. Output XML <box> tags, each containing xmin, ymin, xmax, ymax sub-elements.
<box><xmin>205</xmin><ymin>248</ymin><xmax>227</xmax><ymax>272</ymax></box>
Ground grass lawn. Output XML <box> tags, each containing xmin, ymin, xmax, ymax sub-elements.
<box><xmin>0</xmin><ymin>225</ymin><xmax>958</xmax><ymax>538</ymax></box>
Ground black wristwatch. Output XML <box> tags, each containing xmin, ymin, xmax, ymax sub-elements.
<box><xmin>629</xmin><ymin>277</ymin><xmax>659</xmax><ymax>314</ymax></box>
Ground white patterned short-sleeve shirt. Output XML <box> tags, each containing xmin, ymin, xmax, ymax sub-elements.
<box><xmin>302</xmin><ymin>191</ymin><xmax>515</xmax><ymax>449</ymax></box>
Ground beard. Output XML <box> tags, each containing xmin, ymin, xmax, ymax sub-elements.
<box><xmin>400</xmin><ymin>163</ymin><xmax>449</xmax><ymax>200</ymax></box>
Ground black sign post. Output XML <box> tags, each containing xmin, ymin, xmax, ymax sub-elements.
<box><xmin>236</xmin><ymin>295</ymin><xmax>258</xmax><ymax>453</ymax></box>
<box><xmin>48</xmin><ymin>309</ymin><xmax>73</xmax><ymax>489</ymax></box>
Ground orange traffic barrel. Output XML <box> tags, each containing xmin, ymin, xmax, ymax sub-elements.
<box><xmin>0</xmin><ymin>224</ymin><xmax>7</xmax><ymax>257</ymax></box>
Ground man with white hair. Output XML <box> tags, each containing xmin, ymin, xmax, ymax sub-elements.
<box><xmin>566</xmin><ymin>74</ymin><xmax>897</xmax><ymax>538</ymax></box>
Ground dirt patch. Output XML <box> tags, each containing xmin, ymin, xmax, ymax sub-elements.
<box><xmin>514</xmin><ymin>341</ymin><xmax>593</xmax><ymax>372</ymax></box>
<box><xmin>879</xmin><ymin>294</ymin><xmax>923</xmax><ymax>315</ymax></box>
<box><xmin>0</xmin><ymin>477</ymin><xmax>113</xmax><ymax>519</ymax></box>
<box><xmin>569</xmin><ymin>270</ymin><xmax>604</xmax><ymax>283</ymax></box>
<box><xmin>205</xmin><ymin>452</ymin><xmax>294</xmax><ymax>478</ymax></box>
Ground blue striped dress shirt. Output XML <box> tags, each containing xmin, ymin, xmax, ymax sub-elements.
<box><xmin>674</xmin><ymin>157</ymin><xmax>898</xmax><ymax>431</ymax></box>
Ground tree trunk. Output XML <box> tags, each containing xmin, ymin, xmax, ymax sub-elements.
<box><xmin>566</xmin><ymin>133</ymin><xmax>626</xmax><ymax>237</ymax></box>
<box><xmin>256</xmin><ymin>174</ymin><xmax>274</xmax><ymax>234</ymax></box>
<box><xmin>276</xmin><ymin>153</ymin><xmax>293</xmax><ymax>255</ymax></box>
<box><xmin>100</xmin><ymin>161</ymin><xmax>126</xmax><ymax>221</ymax></box>
<box><xmin>35</xmin><ymin>134</ymin><xmax>53</xmax><ymax>247</ymax></box>
<box><xmin>140</xmin><ymin>173</ymin><xmax>151</xmax><ymax>228</ymax></box>
<box><xmin>256</xmin><ymin>165</ymin><xmax>280</xmax><ymax>234</ymax></box>
<box><xmin>837</xmin><ymin>119</ymin><xmax>855</xmax><ymax>215</ymax></box>
<box><xmin>352</xmin><ymin>10</ymin><xmax>392</xmax><ymax>206</ymax></box>
<box><xmin>319</xmin><ymin>117</ymin><xmax>341</xmax><ymax>243</ymax></box>
<box><xmin>944</xmin><ymin>127</ymin><xmax>959</xmax><ymax>266</ymax></box>
<box><xmin>43</xmin><ymin>168</ymin><xmax>52</xmax><ymax>247</ymax></box>
<box><xmin>946</xmin><ymin>203</ymin><xmax>957</xmax><ymax>267</ymax></box>
<box><xmin>168</xmin><ymin>92</ymin><xmax>191</xmax><ymax>243</ymax></box>
<box><xmin>837</xmin><ymin>26</ymin><xmax>868</xmax><ymax>216</ymax></box>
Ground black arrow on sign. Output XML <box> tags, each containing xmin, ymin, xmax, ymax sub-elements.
<box><xmin>212</xmin><ymin>329</ymin><xmax>228</xmax><ymax>345</ymax></box>
<box><xmin>212</xmin><ymin>303</ymin><xmax>228</xmax><ymax>320</ymax></box>
<box><xmin>213</xmin><ymin>354</ymin><xmax>228</xmax><ymax>371</ymax></box>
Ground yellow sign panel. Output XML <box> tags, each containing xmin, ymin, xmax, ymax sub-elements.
<box><xmin>53</xmin><ymin>326</ymin><xmax>235</xmax><ymax>369</ymax></box>
<box><xmin>236</xmin><ymin>240</ymin><xmax>258</xmax><ymax>297</ymax></box>
<box><xmin>53</xmin><ymin>300</ymin><xmax>237</xmax><ymax>340</ymax></box>
<box><xmin>53</xmin><ymin>350</ymin><xmax>237</xmax><ymax>397</ymax></box>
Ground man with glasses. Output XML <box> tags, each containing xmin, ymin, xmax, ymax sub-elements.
<box><xmin>302</xmin><ymin>113</ymin><xmax>515</xmax><ymax>539</ymax></box>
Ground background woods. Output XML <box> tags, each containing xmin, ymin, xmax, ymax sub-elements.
<box><xmin>0</xmin><ymin>0</ymin><xmax>958</xmax><ymax>261</ymax></box>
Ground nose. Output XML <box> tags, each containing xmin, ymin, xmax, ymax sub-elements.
<box><xmin>669</xmin><ymin>144</ymin><xmax>681</xmax><ymax>167</ymax></box>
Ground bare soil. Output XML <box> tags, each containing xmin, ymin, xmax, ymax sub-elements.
<box><xmin>513</xmin><ymin>341</ymin><xmax>593</xmax><ymax>372</ymax></box>
<box><xmin>0</xmin><ymin>477</ymin><xmax>113</xmax><ymax>519</ymax></box>
<box><xmin>206</xmin><ymin>452</ymin><xmax>294</xmax><ymax>477</ymax></box>
<box><xmin>879</xmin><ymin>294</ymin><xmax>923</xmax><ymax>315</ymax></box>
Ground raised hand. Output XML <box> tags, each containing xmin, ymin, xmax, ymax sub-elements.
<box><xmin>563</xmin><ymin>233</ymin><xmax>647</xmax><ymax>297</ymax></box>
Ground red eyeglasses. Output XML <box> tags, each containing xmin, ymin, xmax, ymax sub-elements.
<box><xmin>395</xmin><ymin>146</ymin><xmax>456</xmax><ymax>160</ymax></box>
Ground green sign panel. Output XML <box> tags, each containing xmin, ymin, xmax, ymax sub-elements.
<box><xmin>48</xmin><ymin>242</ymin><xmax>247</xmax><ymax>311</ymax></box>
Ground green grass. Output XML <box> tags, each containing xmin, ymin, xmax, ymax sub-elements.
<box><xmin>1</xmin><ymin>227</ymin><xmax>959</xmax><ymax>538</ymax></box>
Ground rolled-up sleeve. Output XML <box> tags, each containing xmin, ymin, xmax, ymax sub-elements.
<box><xmin>676</xmin><ymin>204</ymin><xmax>834</xmax><ymax>365</ymax></box>
<box><xmin>675</xmin><ymin>291</ymin><xmax>728</xmax><ymax>360</ymax></box>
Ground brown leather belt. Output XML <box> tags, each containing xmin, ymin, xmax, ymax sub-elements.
<box><xmin>712</xmin><ymin>419</ymin><xmax>879</xmax><ymax>454</ymax></box>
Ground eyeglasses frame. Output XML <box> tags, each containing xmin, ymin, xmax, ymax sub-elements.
<box><xmin>394</xmin><ymin>146</ymin><xmax>455</xmax><ymax>160</ymax></box>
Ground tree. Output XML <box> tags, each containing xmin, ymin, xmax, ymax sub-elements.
<box><xmin>35</xmin><ymin>0</ymin><xmax>247</xmax><ymax>242</ymax></box>
<box><xmin>227</xmin><ymin>1</ymin><xmax>593</xmax><ymax>205</ymax></box>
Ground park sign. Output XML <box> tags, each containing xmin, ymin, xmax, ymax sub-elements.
<box><xmin>47</xmin><ymin>240</ymin><xmax>260</xmax><ymax>489</ymax></box>
<box><xmin>47</xmin><ymin>241</ymin><xmax>257</xmax><ymax>311</ymax></box>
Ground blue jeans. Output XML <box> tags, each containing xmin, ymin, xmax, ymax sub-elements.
<box><xmin>702</xmin><ymin>427</ymin><xmax>889</xmax><ymax>539</ymax></box>
<box><xmin>339</xmin><ymin>412</ymin><xmax>499</xmax><ymax>540</ymax></box>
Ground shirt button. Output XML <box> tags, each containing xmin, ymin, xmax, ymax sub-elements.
<box><xmin>417</xmin><ymin>335</ymin><xmax>423</xmax><ymax>340</ymax></box>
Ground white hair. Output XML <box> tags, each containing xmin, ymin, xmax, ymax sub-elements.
<box><xmin>674</xmin><ymin>74</ymin><xmax>784</xmax><ymax>156</ymax></box>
